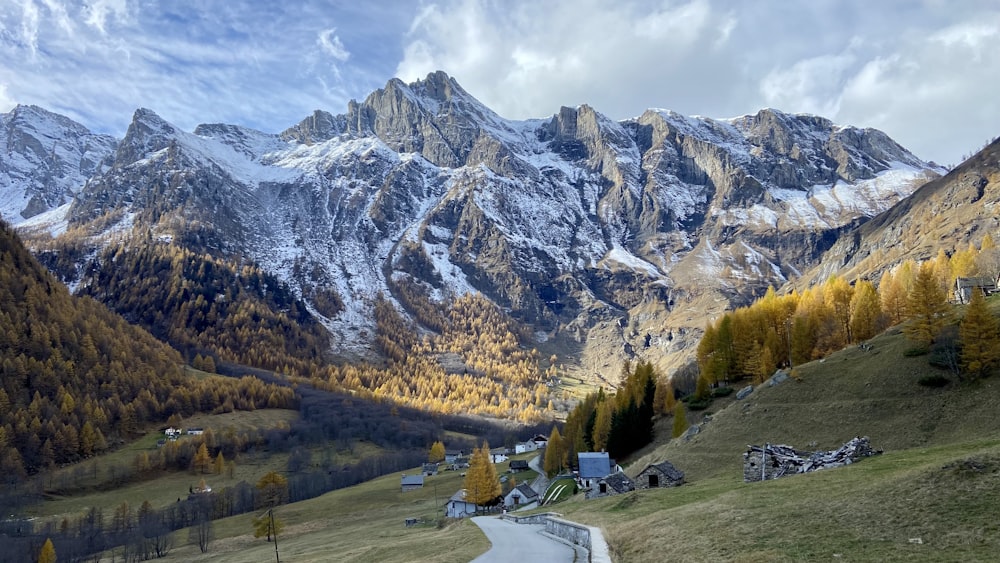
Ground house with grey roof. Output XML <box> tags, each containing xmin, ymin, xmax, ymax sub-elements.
<box><xmin>400</xmin><ymin>473</ymin><xmax>424</xmax><ymax>492</ymax></box>
<box><xmin>586</xmin><ymin>472</ymin><xmax>634</xmax><ymax>499</ymax></box>
<box><xmin>577</xmin><ymin>452</ymin><xmax>612</xmax><ymax>488</ymax></box>
<box><xmin>445</xmin><ymin>489</ymin><xmax>478</xmax><ymax>518</ymax></box>
<box><xmin>503</xmin><ymin>483</ymin><xmax>540</xmax><ymax>510</ymax></box>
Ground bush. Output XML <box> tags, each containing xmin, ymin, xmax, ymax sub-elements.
<box><xmin>685</xmin><ymin>397</ymin><xmax>712</xmax><ymax>411</ymax></box>
<box><xmin>918</xmin><ymin>374</ymin><xmax>951</xmax><ymax>387</ymax></box>
<box><xmin>712</xmin><ymin>386</ymin><xmax>734</xmax><ymax>398</ymax></box>
<box><xmin>904</xmin><ymin>347</ymin><xmax>930</xmax><ymax>357</ymax></box>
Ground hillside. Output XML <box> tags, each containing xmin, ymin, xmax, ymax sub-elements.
<box><xmin>0</xmin><ymin>221</ymin><xmax>298</xmax><ymax>479</ymax></box>
<box><xmin>558</xmin><ymin>321</ymin><xmax>1000</xmax><ymax>561</ymax></box>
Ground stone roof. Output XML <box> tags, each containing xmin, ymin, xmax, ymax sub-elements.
<box><xmin>512</xmin><ymin>483</ymin><xmax>538</xmax><ymax>500</ymax></box>
<box><xmin>601</xmin><ymin>472</ymin><xmax>633</xmax><ymax>493</ymax></box>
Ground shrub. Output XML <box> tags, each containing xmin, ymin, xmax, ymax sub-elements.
<box><xmin>918</xmin><ymin>374</ymin><xmax>951</xmax><ymax>388</ymax></box>
<box><xmin>712</xmin><ymin>386</ymin><xmax>734</xmax><ymax>398</ymax></box>
<box><xmin>904</xmin><ymin>347</ymin><xmax>930</xmax><ymax>357</ymax></box>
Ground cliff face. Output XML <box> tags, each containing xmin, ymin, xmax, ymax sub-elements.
<box><xmin>10</xmin><ymin>72</ymin><xmax>941</xmax><ymax>377</ymax></box>
<box><xmin>0</xmin><ymin>105</ymin><xmax>117</xmax><ymax>222</ymax></box>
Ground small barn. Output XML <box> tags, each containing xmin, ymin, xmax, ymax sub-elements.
<box><xmin>955</xmin><ymin>276</ymin><xmax>997</xmax><ymax>304</ymax></box>
<box><xmin>400</xmin><ymin>474</ymin><xmax>425</xmax><ymax>492</ymax></box>
<box><xmin>509</xmin><ymin>459</ymin><xmax>530</xmax><ymax>473</ymax></box>
<box><xmin>445</xmin><ymin>489</ymin><xmax>478</xmax><ymax>518</ymax></box>
<box><xmin>503</xmin><ymin>483</ymin><xmax>539</xmax><ymax>510</ymax></box>
<box><xmin>444</xmin><ymin>450</ymin><xmax>464</xmax><ymax>464</ymax></box>
<box><xmin>532</xmin><ymin>434</ymin><xmax>549</xmax><ymax>449</ymax></box>
<box><xmin>635</xmin><ymin>460</ymin><xmax>685</xmax><ymax>489</ymax></box>
<box><xmin>586</xmin><ymin>472</ymin><xmax>634</xmax><ymax>499</ymax></box>
<box><xmin>422</xmin><ymin>463</ymin><xmax>439</xmax><ymax>476</ymax></box>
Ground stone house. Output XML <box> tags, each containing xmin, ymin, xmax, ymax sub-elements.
<box><xmin>515</xmin><ymin>441</ymin><xmax>537</xmax><ymax>454</ymax></box>
<box><xmin>955</xmin><ymin>276</ymin><xmax>998</xmax><ymax>303</ymax></box>
<box><xmin>422</xmin><ymin>463</ymin><xmax>439</xmax><ymax>476</ymax></box>
<box><xmin>503</xmin><ymin>483</ymin><xmax>539</xmax><ymax>510</ymax></box>
<box><xmin>444</xmin><ymin>450</ymin><xmax>464</xmax><ymax>464</ymax></box>
<box><xmin>585</xmin><ymin>472</ymin><xmax>634</xmax><ymax>499</ymax></box>
<box><xmin>635</xmin><ymin>460</ymin><xmax>685</xmax><ymax>489</ymax></box>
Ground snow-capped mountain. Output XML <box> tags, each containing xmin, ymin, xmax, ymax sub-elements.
<box><xmin>9</xmin><ymin>71</ymin><xmax>942</xmax><ymax>375</ymax></box>
<box><xmin>0</xmin><ymin>105</ymin><xmax>117</xmax><ymax>223</ymax></box>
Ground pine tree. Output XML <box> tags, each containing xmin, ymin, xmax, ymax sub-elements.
<box><xmin>37</xmin><ymin>538</ymin><xmax>56</xmax><ymax>563</ymax></box>
<box><xmin>428</xmin><ymin>440</ymin><xmax>445</xmax><ymax>463</ymax></box>
<box><xmin>959</xmin><ymin>289</ymin><xmax>1000</xmax><ymax>379</ymax></box>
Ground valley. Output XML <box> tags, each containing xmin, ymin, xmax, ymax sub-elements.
<box><xmin>2</xmin><ymin>65</ymin><xmax>1000</xmax><ymax>563</ymax></box>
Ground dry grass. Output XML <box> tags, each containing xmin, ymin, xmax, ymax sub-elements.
<box><xmin>158</xmin><ymin>461</ymin><xmax>492</xmax><ymax>563</ymax></box>
<box><xmin>555</xmin><ymin>325</ymin><xmax>1000</xmax><ymax>561</ymax></box>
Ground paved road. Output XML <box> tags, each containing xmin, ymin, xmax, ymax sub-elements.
<box><xmin>470</xmin><ymin>516</ymin><xmax>577</xmax><ymax>562</ymax></box>
<box><xmin>527</xmin><ymin>454</ymin><xmax>549</xmax><ymax>502</ymax></box>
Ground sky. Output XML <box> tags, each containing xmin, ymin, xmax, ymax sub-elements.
<box><xmin>1</xmin><ymin>0</ymin><xmax>998</xmax><ymax>166</ymax></box>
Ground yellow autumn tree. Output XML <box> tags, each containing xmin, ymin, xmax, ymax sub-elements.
<box><xmin>428</xmin><ymin>440</ymin><xmax>445</xmax><ymax>463</ymax></box>
<box><xmin>959</xmin><ymin>288</ymin><xmax>1000</xmax><ymax>379</ymax></box>
<box><xmin>37</xmin><ymin>538</ymin><xmax>56</xmax><ymax>563</ymax></box>
<box><xmin>849</xmin><ymin>279</ymin><xmax>882</xmax><ymax>342</ymax></box>
<box><xmin>904</xmin><ymin>262</ymin><xmax>950</xmax><ymax>346</ymax></box>
<box><xmin>463</xmin><ymin>442</ymin><xmax>501</xmax><ymax>505</ymax></box>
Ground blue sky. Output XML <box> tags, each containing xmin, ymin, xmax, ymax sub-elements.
<box><xmin>2</xmin><ymin>0</ymin><xmax>998</xmax><ymax>166</ymax></box>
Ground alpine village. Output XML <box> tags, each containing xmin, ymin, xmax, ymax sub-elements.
<box><xmin>4</xmin><ymin>55</ymin><xmax>1000</xmax><ymax>563</ymax></box>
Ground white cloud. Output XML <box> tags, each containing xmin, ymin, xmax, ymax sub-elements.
<box><xmin>84</xmin><ymin>0</ymin><xmax>129</xmax><ymax>34</ymax></box>
<box><xmin>396</xmin><ymin>0</ymin><xmax>737</xmax><ymax>121</ymax></box>
<box><xmin>759</xmin><ymin>48</ymin><xmax>858</xmax><ymax>117</ymax></box>
<box><xmin>318</xmin><ymin>28</ymin><xmax>350</xmax><ymax>62</ymax></box>
<box><xmin>19</xmin><ymin>0</ymin><xmax>40</xmax><ymax>56</ymax></box>
<box><xmin>0</xmin><ymin>84</ymin><xmax>16</xmax><ymax>112</ymax></box>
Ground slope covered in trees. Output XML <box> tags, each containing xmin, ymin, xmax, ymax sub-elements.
<box><xmin>696</xmin><ymin>236</ymin><xmax>1000</xmax><ymax>386</ymax></box>
<box><xmin>0</xmin><ymin>223</ymin><xmax>295</xmax><ymax>478</ymax></box>
<box><xmin>75</xmin><ymin>236</ymin><xmax>331</xmax><ymax>374</ymax></box>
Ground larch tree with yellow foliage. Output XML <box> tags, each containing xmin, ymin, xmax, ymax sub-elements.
<box><xmin>463</xmin><ymin>442</ymin><xmax>502</xmax><ymax>505</ymax></box>
<box><xmin>428</xmin><ymin>440</ymin><xmax>445</xmax><ymax>463</ymax></box>
<box><xmin>37</xmin><ymin>538</ymin><xmax>56</xmax><ymax>563</ymax></box>
<box><xmin>959</xmin><ymin>289</ymin><xmax>1000</xmax><ymax>379</ymax></box>
<box><xmin>849</xmin><ymin>280</ymin><xmax>883</xmax><ymax>342</ymax></box>
<box><xmin>904</xmin><ymin>262</ymin><xmax>950</xmax><ymax>346</ymax></box>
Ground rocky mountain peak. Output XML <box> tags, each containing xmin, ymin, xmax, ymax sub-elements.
<box><xmin>0</xmin><ymin>104</ymin><xmax>117</xmax><ymax>222</ymax></box>
<box><xmin>115</xmin><ymin>108</ymin><xmax>179</xmax><ymax>166</ymax></box>
<box><xmin>280</xmin><ymin>109</ymin><xmax>346</xmax><ymax>145</ymax></box>
<box><xmin>9</xmin><ymin>73</ymin><xmax>945</xmax><ymax>378</ymax></box>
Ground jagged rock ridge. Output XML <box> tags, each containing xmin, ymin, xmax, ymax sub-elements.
<box><xmin>7</xmin><ymin>72</ymin><xmax>942</xmax><ymax>376</ymax></box>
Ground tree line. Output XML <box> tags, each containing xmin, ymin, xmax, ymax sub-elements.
<box><xmin>696</xmin><ymin>236</ymin><xmax>1000</xmax><ymax>388</ymax></box>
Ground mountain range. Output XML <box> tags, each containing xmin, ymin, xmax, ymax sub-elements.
<box><xmin>3</xmin><ymin>71</ymin><xmax>949</xmax><ymax>380</ymax></box>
